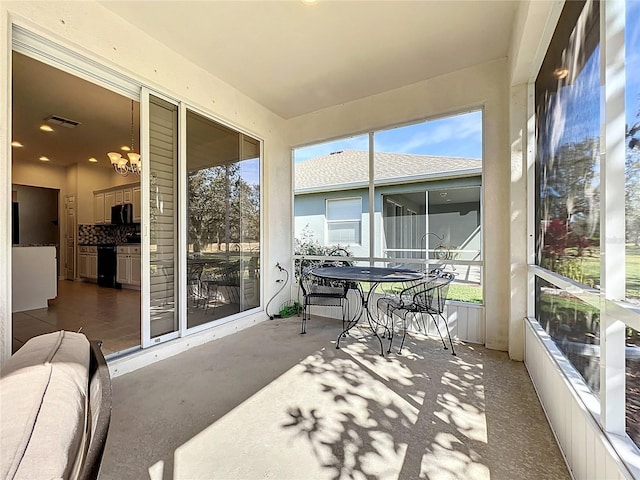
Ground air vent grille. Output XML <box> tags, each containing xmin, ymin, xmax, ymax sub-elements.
<box><xmin>44</xmin><ymin>115</ymin><xmax>81</xmax><ymax>128</ymax></box>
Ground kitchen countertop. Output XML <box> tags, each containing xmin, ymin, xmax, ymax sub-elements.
<box><xmin>12</xmin><ymin>244</ymin><xmax>58</xmax><ymax>247</ymax></box>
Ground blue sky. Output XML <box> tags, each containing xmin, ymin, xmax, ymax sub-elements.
<box><xmin>294</xmin><ymin>110</ymin><xmax>483</xmax><ymax>163</ymax></box>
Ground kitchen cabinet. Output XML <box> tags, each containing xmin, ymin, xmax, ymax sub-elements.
<box><xmin>117</xmin><ymin>245</ymin><xmax>141</xmax><ymax>287</ymax></box>
<box><xmin>132</xmin><ymin>186</ymin><xmax>141</xmax><ymax>222</ymax></box>
<box><xmin>93</xmin><ymin>193</ymin><xmax>105</xmax><ymax>224</ymax></box>
<box><xmin>93</xmin><ymin>183</ymin><xmax>140</xmax><ymax>224</ymax></box>
<box><xmin>104</xmin><ymin>191</ymin><xmax>116</xmax><ymax>221</ymax></box>
<box><xmin>123</xmin><ymin>187</ymin><xmax>133</xmax><ymax>204</ymax></box>
<box><xmin>78</xmin><ymin>246</ymin><xmax>97</xmax><ymax>280</ymax></box>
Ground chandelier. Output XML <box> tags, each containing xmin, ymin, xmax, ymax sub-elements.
<box><xmin>108</xmin><ymin>99</ymin><xmax>141</xmax><ymax>176</ymax></box>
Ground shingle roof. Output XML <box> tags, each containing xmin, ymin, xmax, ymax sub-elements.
<box><xmin>294</xmin><ymin>150</ymin><xmax>482</xmax><ymax>191</ymax></box>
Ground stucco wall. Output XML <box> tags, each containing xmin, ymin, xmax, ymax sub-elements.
<box><xmin>287</xmin><ymin>59</ymin><xmax>511</xmax><ymax>351</ymax></box>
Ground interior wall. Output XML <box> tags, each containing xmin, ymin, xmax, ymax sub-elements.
<box><xmin>0</xmin><ymin>1</ymin><xmax>290</xmax><ymax>365</ymax></box>
<box><xmin>11</xmin><ymin>184</ymin><xmax>58</xmax><ymax>245</ymax></box>
<box><xmin>287</xmin><ymin>59</ymin><xmax>511</xmax><ymax>352</ymax></box>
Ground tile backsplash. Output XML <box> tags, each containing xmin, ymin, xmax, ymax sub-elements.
<box><xmin>78</xmin><ymin>224</ymin><xmax>139</xmax><ymax>245</ymax></box>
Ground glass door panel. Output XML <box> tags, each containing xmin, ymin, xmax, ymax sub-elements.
<box><xmin>148</xmin><ymin>94</ymin><xmax>179</xmax><ymax>339</ymax></box>
<box><xmin>186</xmin><ymin>110</ymin><xmax>261</xmax><ymax>328</ymax></box>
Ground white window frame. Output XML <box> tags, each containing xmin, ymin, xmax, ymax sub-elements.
<box><xmin>325</xmin><ymin>197</ymin><xmax>362</xmax><ymax>246</ymax></box>
<box><xmin>527</xmin><ymin>1</ymin><xmax>640</xmax><ymax>475</ymax></box>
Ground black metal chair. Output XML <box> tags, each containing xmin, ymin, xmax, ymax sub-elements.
<box><xmin>377</xmin><ymin>271</ymin><xmax>456</xmax><ymax>355</ymax></box>
<box><xmin>187</xmin><ymin>263</ymin><xmax>206</xmax><ymax>308</ymax></box>
<box><xmin>299</xmin><ymin>265</ymin><xmax>351</xmax><ymax>334</ymax></box>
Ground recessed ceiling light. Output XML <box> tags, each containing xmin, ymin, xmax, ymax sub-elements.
<box><xmin>301</xmin><ymin>0</ymin><xmax>318</xmax><ymax>4</ymax></box>
<box><xmin>121</xmin><ymin>146</ymin><xmax>131</xmax><ymax>152</ymax></box>
<box><xmin>39</xmin><ymin>156</ymin><xmax>50</xmax><ymax>162</ymax></box>
<box><xmin>88</xmin><ymin>157</ymin><xmax>98</xmax><ymax>163</ymax></box>
<box><xmin>11</xmin><ymin>141</ymin><xmax>23</xmax><ymax>147</ymax></box>
<box><xmin>39</xmin><ymin>125</ymin><xmax>54</xmax><ymax>132</ymax></box>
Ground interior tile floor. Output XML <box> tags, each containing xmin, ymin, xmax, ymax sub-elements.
<box><xmin>102</xmin><ymin>315</ymin><xmax>571</xmax><ymax>480</ymax></box>
<box><xmin>12</xmin><ymin>279</ymin><xmax>141</xmax><ymax>356</ymax></box>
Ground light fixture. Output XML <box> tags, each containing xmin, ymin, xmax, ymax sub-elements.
<box><xmin>553</xmin><ymin>67</ymin><xmax>569</xmax><ymax>79</ymax></box>
<box><xmin>108</xmin><ymin>99</ymin><xmax>140</xmax><ymax>177</ymax></box>
<box><xmin>11</xmin><ymin>141</ymin><xmax>23</xmax><ymax>147</ymax></box>
<box><xmin>39</xmin><ymin>156</ymin><xmax>50</xmax><ymax>162</ymax></box>
<box><xmin>39</xmin><ymin>125</ymin><xmax>53</xmax><ymax>132</ymax></box>
<box><xmin>88</xmin><ymin>157</ymin><xmax>98</xmax><ymax>163</ymax></box>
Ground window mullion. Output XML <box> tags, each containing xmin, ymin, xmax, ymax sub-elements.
<box><xmin>368</xmin><ymin>133</ymin><xmax>375</xmax><ymax>264</ymax></box>
<box><xmin>600</xmin><ymin>0</ymin><xmax>627</xmax><ymax>435</ymax></box>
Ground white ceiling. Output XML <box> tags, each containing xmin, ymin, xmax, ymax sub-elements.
<box><xmin>12</xmin><ymin>52</ymin><xmax>139</xmax><ymax>170</ymax></box>
<box><xmin>99</xmin><ymin>0</ymin><xmax>519</xmax><ymax>119</ymax></box>
<box><xmin>12</xmin><ymin>1</ymin><xmax>521</xmax><ymax>170</ymax></box>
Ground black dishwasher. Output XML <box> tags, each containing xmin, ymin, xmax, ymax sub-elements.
<box><xmin>97</xmin><ymin>245</ymin><xmax>118</xmax><ymax>288</ymax></box>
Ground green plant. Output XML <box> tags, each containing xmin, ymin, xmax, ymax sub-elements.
<box><xmin>279</xmin><ymin>301</ymin><xmax>302</xmax><ymax>318</ymax></box>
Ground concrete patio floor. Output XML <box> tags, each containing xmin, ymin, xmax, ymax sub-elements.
<box><xmin>100</xmin><ymin>315</ymin><xmax>570</xmax><ymax>480</ymax></box>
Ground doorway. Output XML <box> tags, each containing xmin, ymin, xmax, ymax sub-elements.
<box><xmin>11</xmin><ymin>51</ymin><xmax>142</xmax><ymax>356</ymax></box>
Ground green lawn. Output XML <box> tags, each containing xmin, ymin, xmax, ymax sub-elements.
<box><xmin>448</xmin><ymin>283</ymin><xmax>483</xmax><ymax>304</ymax></box>
<box><xmin>557</xmin><ymin>244</ymin><xmax>640</xmax><ymax>300</ymax></box>
<box><xmin>431</xmin><ymin>243</ymin><xmax>640</xmax><ymax>305</ymax></box>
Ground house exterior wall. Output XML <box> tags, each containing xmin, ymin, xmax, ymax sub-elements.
<box><xmin>295</xmin><ymin>189</ymin><xmax>371</xmax><ymax>258</ymax></box>
<box><xmin>287</xmin><ymin>59</ymin><xmax>511</xmax><ymax>352</ymax></box>
<box><xmin>0</xmin><ymin>1</ymin><xmax>290</xmax><ymax>366</ymax></box>
<box><xmin>295</xmin><ymin>175</ymin><xmax>482</xmax><ymax>261</ymax></box>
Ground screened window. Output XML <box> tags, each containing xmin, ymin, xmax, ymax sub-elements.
<box><xmin>534</xmin><ymin>0</ymin><xmax>600</xmax><ymax>388</ymax></box>
<box><xmin>326</xmin><ymin>197</ymin><xmax>361</xmax><ymax>245</ymax></box>
<box><xmin>534</xmin><ymin>0</ymin><xmax>640</xmax><ymax>452</ymax></box>
<box><xmin>293</xmin><ymin>111</ymin><xmax>483</xmax><ymax>303</ymax></box>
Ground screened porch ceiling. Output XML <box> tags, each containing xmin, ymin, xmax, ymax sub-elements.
<box><xmin>98</xmin><ymin>1</ymin><xmax>547</xmax><ymax>119</ymax></box>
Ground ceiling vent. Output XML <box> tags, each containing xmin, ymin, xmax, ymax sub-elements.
<box><xmin>44</xmin><ymin>115</ymin><xmax>81</xmax><ymax>128</ymax></box>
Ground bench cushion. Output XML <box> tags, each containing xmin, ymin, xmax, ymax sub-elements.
<box><xmin>0</xmin><ymin>331</ymin><xmax>90</xmax><ymax>480</ymax></box>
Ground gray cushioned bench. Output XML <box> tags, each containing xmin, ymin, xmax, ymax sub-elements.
<box><xmin>0</xmin><ymin>331</ymin><xmax>112</xmax><ymax>480</ymax></box>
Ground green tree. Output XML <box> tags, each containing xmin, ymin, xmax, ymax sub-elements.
<box><xmin>188</xmin><ymin>163</ymin><xmax>260</xmax><ymax>253</ymax></box>
<box><xmin>626</xmin><ymin>97</ymin><xmax>640</xmax><ymax>245</ymax></box>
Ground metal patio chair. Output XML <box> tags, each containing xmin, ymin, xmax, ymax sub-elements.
<box><xmin>299</xmin><ymin>265</ymin><xmax>351</xmax><ymax>334</ymax></box>
<box><xmin>377</xmin><ymin>271</ymin><xmax>456</xmax><ymax>355</ymax></box>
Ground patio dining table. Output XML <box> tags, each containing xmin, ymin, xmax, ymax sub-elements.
<box><xmin>310</xmin><ymin>266</ymin><xmax>423</xmax><ymax>356</ymax></box>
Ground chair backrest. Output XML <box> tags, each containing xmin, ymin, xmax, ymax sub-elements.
<box><xmin>431</xmin><ymin>272</ymin><xmax>454</xmax><ymax>313</ymax></box>
<box><xmin>324</xmin><ymin>248</ymin><xmax>353</xmax><ymax>267</ymax></box>
<box><xmin>398</xmin><ymin>270</ymin><xmax>454</xmax><ymax>313</ymax></box>
<box><xmin>299</xmin><ymin>265</ymin><xmax>349</xmax><ymax>298</ymax></box>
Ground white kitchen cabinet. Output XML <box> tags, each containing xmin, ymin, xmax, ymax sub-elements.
<box><xmin>117</xmin><ymin>245</ymin><xmax>141</xmax><ymax>287</ymax></box>
<box><xmin>78</xmin><ymin>246</ymin><xmax>97</xmax><ymax>280</ymax></box>
<box><xmin>104</xmin><ymin>191</ymin><xmax>115</xmax><ymax>221</ymax></box>
<box><xmin>132</xmin><ymin>186</ymin><xmax>141</xmax><ymax>222</ymax></box>
<box><xmin>93</xmin><ymin>193</ymin><xmax>105</xmax><ymax>224</ymax></box>
<box><xmin>78</xmin><ymin>253</ymin><xmax>88</xmax><ymax>278</ymax></box>
<box><xmin>130</xmin><ymin>253</ymin><xmax>141</xmax><ymax>285</ymax></box>
<box><xmin>94</xmin><ymin>184</ymin><xmax>140</xmax><ymax>224</ymax></box>
<box><xmin>116</xmin><ymin>254</ymin><xmax>128</xmax><ymax>284</ymax></box>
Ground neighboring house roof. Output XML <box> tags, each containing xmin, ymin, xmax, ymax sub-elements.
<box><xmin>295</xmin><ymin>150</ymin><xmax>482</xmax><ymax>193</ymax></box>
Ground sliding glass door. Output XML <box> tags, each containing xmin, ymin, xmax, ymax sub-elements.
<box><xmin>142</xmin><ymin>95</ymin><xmax>262</xmax><ymax>344</ymax></box>
<box><xmin>185</xmin><ymin>109</ymin><xmax>261</xmax><ymax>330</ymax></box>
<box><xmin>142</xmin><ymin>93</ymin><xmax>180</xmax><ymax>345</ymax></box>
